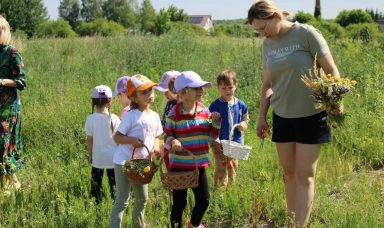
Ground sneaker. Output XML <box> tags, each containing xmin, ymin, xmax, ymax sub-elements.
<box><xmin>187</xmin><ymin>220</ymin><xmax>205</xmax><ymax>228</ymax></box>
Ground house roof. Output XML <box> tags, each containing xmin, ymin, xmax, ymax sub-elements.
<box><xmin>188</xmin><ymin>15</ymin><xmax>212</xmax><ymax>27</ymax></box>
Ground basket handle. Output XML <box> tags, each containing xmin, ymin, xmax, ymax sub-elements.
<box><xmin>131</xmin><ymin>144</ymin><xmax>152</xmax><ymax>161</ymax></box>
<box><xmin>229</xmin><ymin>124</ymin><xmax>245</xmax><ymax>145</ymax></box>
<box><xmin>159</xmin><ymin>148</ymin><xmax>199</xmax><ymax>174</ymax></box>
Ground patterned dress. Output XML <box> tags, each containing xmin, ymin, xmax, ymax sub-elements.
<box><xmin>0</xmin><ymin>44</ymin><xmax>27</xmax><ymax>176</ymax></box>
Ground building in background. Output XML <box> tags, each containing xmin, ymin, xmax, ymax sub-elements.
<box><xmin>188</xmin><ymin>15</ymin><xmax>214</xmax><ymax>32</ymax></box>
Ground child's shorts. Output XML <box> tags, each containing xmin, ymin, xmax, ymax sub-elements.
<box><xmin>272</xmin><ymin>111</ymin><xmax>331</xmax><ymax>144</ymax></box>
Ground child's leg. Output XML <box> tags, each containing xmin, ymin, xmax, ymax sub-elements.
<box><xmin>212</xmin><ymin>144</ymin><xmax>228</xmax><ymax>188</ymax></box>
<box><xmin>106</xmin><ymin>168</ymin><xmax>116</xmax><ymax>200</ymax></box>
<box><xmin>91</xmin><ymin>167</ymin><xmax>104</xmax><ymax>204</ymax></box>
<box><xmin>110</xmin><ymin>164</ymin><xmax>132</xmax><ymax>228</ymax></box>
<box><xmin>171</xmin><ymin>188</ymin><xmax>188</xmax><ymax>228</ymax></box>
<box><xmin>227</xmin><ymin>158</ymin><xmax>238</xmax><ymax>185</ymax></box>
<box><xmin>190</xmin><ymin>168</ymin><xmax>210</xmax><ymax>226</ymax></box>
<box><xmin>11</xmin><ymin>174</ymin><xmax>21</xmax><ymax>189</ymax></box>
<box><xmin>131</xmin><ymin>183</ymin><xmax>148</xmax><ymax>228</ymax></box>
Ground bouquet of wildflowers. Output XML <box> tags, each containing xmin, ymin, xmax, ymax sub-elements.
<box><xmin>301</xmin><ymin>61</ymin><xmax>357</xmax><ymax>127</ymax></box>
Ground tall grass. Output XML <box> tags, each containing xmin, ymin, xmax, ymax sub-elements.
<box><xmin>0</xmin><ymin>34</ymin><xmax>383</xmax><ymax>227</ymax></box>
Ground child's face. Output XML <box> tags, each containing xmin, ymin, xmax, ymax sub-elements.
<box><xmin>183</xmin><ymin>87</ymin><xmax>204</xmax><ymax>102</ymax></box>
<box><xmin>118</xmin><ymin>92</ymin><xmax>131</xmax><ymax>107</ymax></box>
<box><xmin>132</xmin><ymin>87</ymin><xmax>155</xmax><ymax>108</ymax></box>
<box><xmin>164</xmin><ymin>90</ymin><xmax>176</xmax><ymax>101</ymax></box>
<box><xmin>217</xmin><ymin>80</ymin><xmax>237</xmax><ymax>101</ymax></box>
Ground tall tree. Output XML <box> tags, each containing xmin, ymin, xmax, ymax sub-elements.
<box><xmin>0</xmin><ymin>0</ymin><xmax>48</xmax><ymax>37</ymax></box>
<box><xmin>166</xmin><ymin>5</ymin><xmax>188</xmax><ymax>22</ymax></box>
<box><xmin>81</xmin><ymin>0</ymin><xmax>102</xmax><ymax>22</ymax></box>
<box><xmin>139</xmin><ymin>0</ymin><xmax>156</xmax><ymax>33</ymax></box>
<box><xmin>102</xmin><ymin>0</ymin><xmax>136</xmax><ymax>28</ymax></box>
<box><xmin>59</xmin><ymin>0</ymin><xmax>81</xmax><ymax>28</ymax></box>
<box><xmin>314</xmin><ymin>0</ymin><xmax>321</xmax><ymax>19</ymax></box>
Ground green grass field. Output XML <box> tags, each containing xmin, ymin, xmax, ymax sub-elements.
<box><xmin>0</xmin><ymin>34</ymin><xmax>383</xmax><ymax>227</ymax></box>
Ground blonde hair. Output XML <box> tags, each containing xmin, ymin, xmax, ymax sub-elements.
<box><xmin>248</xmin><ymin>0</ymin><xmax>290</xmax><ymax>24</ymax></box>
<box><xmin>0</xmin><ymin>15</ymin><xmax>11</xmax><ymax>46</ymax></box>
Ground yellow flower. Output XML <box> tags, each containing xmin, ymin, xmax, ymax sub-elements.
<box><xmin>143</xmin><ymin>166</ymin><xmax>151</xmax><ymax>173</ymax></box>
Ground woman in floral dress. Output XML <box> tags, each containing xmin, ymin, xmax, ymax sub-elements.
<box><xmin>0</xmin><ymin>15</ymin><xmax>27</xmax><ymax>190</ymax></box>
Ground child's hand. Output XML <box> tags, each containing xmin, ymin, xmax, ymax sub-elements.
<box><xmin>211</xmin><ymin>112</ymin><xmax>221</xmax><ymax>121</ymax></box>
<box><xmin>131</xmin><ymin>138</ymin><xmax>144</xmax><ymax>148</ymax></box>
<box><xmin>237</xmin><ymin>121</ymin><xmax>248</xmax><ymax>131</ymax></box>
<box><xmin>151</xmin><ymin>148</ymin><xmax>161</xmax><ymax>159</ymax></box>
<box><xmin>171</xmin><ymin>139</ymin><xmax>182</xmax><ymax>152</ymax></box>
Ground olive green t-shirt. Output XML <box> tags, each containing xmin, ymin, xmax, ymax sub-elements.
<box><xmin>262</xmin><ymin>22</ymin><xmax>329</xmax><ymax>118</ymax></box>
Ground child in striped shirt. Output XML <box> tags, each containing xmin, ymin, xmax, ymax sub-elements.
<box><xmin>164</xmin><ymin>71</ymin><xmax>221</xmax><ymax>228</ymax></box>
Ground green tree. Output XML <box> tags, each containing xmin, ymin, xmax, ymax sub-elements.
<box><xmin>336</xmin><ymin>9</ymin><xmax>373</xmax><ymax>27</ymax></box>
<box><xmin>365</xmin><ymin>8</ymin><xmax>384</xmax><ymax>22</ymax></box>
<box><xmin>294</xmin><ymin>11</ymin><xmax>315</xmax><ymax>23</ymax></box>
<box><xmin>81</xmin><ymin>0</ymin><xmax>102</xmax><ymax>22</ymax></box>
<box><xmin>139</xmin><ymin>0</ymin><xmax>156</xmax><ymax>33</ymax></box>
<box><xmin>0</xmin><ymin>0</ymin><xmax>48</xmax><ymax>37</ymax></box>
<box><xmin>166</xmin><ymin>5</ymin><xmax>188</xmax><ymax>22</ymax></box>
<box><xmin>59</xmin><ymin>0</ymin><xmax>81</xmax><ymax>28</ymax></box>
<box><xmin>35</xmin><ymin>19</ymin><xmax>77</xmax><ymax>38</ymax></box>
<box><xmin>152</xmin><ymin>8</ymin><xmax>170</xmax><ymax>35</ymax></box>
<box><xmin>102</xmin><ymin>0</ymin><xmax>136</xmax><ymax>28</ymax></box>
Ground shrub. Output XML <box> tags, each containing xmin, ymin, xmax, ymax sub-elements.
<box><xmin>168</xmin><ymin>21</ymin><xmax>207</xmax><ymax>36</ymax></box>
<box><xmin>35</xmin><ymin>20</ymin><xmax>77</xmax><ymax>38</ymax></box>
<box><xmin>346</xmin><ymin>23</ymin><xmax>383</xmax><ymax>42</ymax></box>
<box><xmin>76</xmin><ymin>19</ymin><xmax>127</xmax><ymax>37</ymax></box>
<box><xmin>336</xmin><ymin>9</ymin><xmax>373</xmax><ymax>27</ymax></box>
<box><xmin>294</xmin><ymin>11</ymin><xmax>315</xmax><ymax>23</ymax></box>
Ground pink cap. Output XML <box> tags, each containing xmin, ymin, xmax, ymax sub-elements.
<box><xmin>157</xmin><ymin>70</ymin><xmax>181</xmax><ymax>92</ymax></box>
<box><xmin>113</xmin><ymin>75</ymin><xmax>130</xmax><ymax>97</ymax></box>
<box><xmin>174</xmin><ymin>71</ymin><xmax>211</xmax><ymax>93</ymax></box>
<box><xmin>92</xmin><ymin>85</ymin><xmax>112</xmax><ymax>98</ymax></box>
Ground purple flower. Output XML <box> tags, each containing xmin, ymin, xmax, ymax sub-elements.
<box><xmin>340</xmin><ymin>87</ymin><xmax>349</xmax><ymax>93</ymax></box>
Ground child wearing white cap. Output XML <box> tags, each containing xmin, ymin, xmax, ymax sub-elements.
<box><xmin>164</xmin><ymin>71</ymin><xmax>221</xmax><ymax>228</ymax></box>
<box><xmin>84</xmin><ymin>85</ymin><xmax>121</xmax><ymax>204</ymax></box>
<box><xmin>110</xmin><ymin>74</ymin><xmax>163</xmax><ymax>228</ymax></box>
<box><xmin>113</xmin><ymin>75</ymin><xmax>131</xmax><ymax>119</ymax></box>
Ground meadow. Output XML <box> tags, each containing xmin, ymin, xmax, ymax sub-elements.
<box><xmin>0</xmin><ymin>34</ymin><xmax>383</xmax><ymax>227</ymax></box>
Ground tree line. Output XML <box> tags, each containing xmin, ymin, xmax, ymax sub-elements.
<box><xmin>0</xmin><ymin>0</ymin><xmax>194</xmax><ymax>38</ymax></box>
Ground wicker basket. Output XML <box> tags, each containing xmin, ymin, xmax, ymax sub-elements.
<box><xmin>124</xmin><ymin>145</ymin><xmax>158</xmax><ymax>185</ymax></box>
<box><xmin>221</xmin><ymin>124</ymin><xmax>252</xmax><ymax>160</ymax></box>
<box><xmin>160</xmin><ymin>148</ymin><xmax>199</xmax><ymax>190</ymax></box>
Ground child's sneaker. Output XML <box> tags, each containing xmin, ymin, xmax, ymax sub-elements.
<box><xmin>187</xmin><ymin>220</ymin><xmax>205</xmax><ymax>228</ymax></box>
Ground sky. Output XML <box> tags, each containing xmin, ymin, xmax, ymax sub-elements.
<box><xmin>43</xmin><ymin>0</ymin><xmax>384</xmax><ymax>20</ymax></box>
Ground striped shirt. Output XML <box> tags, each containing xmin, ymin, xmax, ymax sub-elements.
<box><xmin>164</xmin><ymin>102</ymin><xmax>221</xmax><ymax>169</ymax></box>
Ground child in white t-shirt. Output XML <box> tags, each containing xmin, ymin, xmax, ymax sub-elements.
<box><xmin>110</xmin><ymin>74</ymin><xmax>163</xmax><ymax>228</ymax></box>
<box><xmin>84</xmin><ymin>85</ymin><xmax>121</xmax><ymax>204</ymax></box>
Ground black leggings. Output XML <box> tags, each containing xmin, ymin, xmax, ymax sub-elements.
<box><xmin>90</xmin><ymin>167</ymin><xmax>115</xmax><ymax>204</ymax></box>
<box><xmin>171</xmin><ymin>168</ymin><xmax>209</xmax><ymax>228</ymax></box>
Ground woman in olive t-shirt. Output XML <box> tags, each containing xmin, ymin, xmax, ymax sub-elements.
<box><xmin>248</xmin><ymin>1</ymin><xmax>342</xmax><ymax>227</ymax></box>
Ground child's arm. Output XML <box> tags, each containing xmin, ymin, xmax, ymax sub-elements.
<box><xmin>209</xmin><ymin>111</ymin><xmax>221</xmax><ymax>140</ymax></box>
<box><xmin>114</xmin><ymin>131</ymin><xmax>143</xmax><ymax>148</ymax></box>
<box><xmin>237</xmin><ymin>112</ymin><xmax>250</xmax><ymax>131</ymax></box>
<box><xmin>164</xmin><ymin>116</ymin><xmax>182</xmax><ymax>151</ymax></box>
<box><xmin>86</xmin><ymin>136</ymin><xmax>93</xmax><ymax>164</ymax></box>
<box><xmin>152</xmin><ymin>137</ymin><xmax>161</xmax><ymax>158</ymax></box>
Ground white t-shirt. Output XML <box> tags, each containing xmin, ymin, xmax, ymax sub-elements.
<box><xmin>113</xmin><ymin>109</ymin><xmax>163</xmax><ymax>165</ymax></box>
<box><xmin>84</xmin><ymin>113</ymin><xmax>121</xmax><ymax>169</ymax></box>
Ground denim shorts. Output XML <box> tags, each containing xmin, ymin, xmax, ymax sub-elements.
<box><xmin>272</xmin><ymin>111</ymin><xmax>331</xmax><ymax>144</ymax></box>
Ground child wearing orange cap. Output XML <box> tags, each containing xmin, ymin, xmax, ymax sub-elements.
<box><xmin>110</xmin><ymin>74</ymin><xmax>163</xmax><ymax>228</ymax></box>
